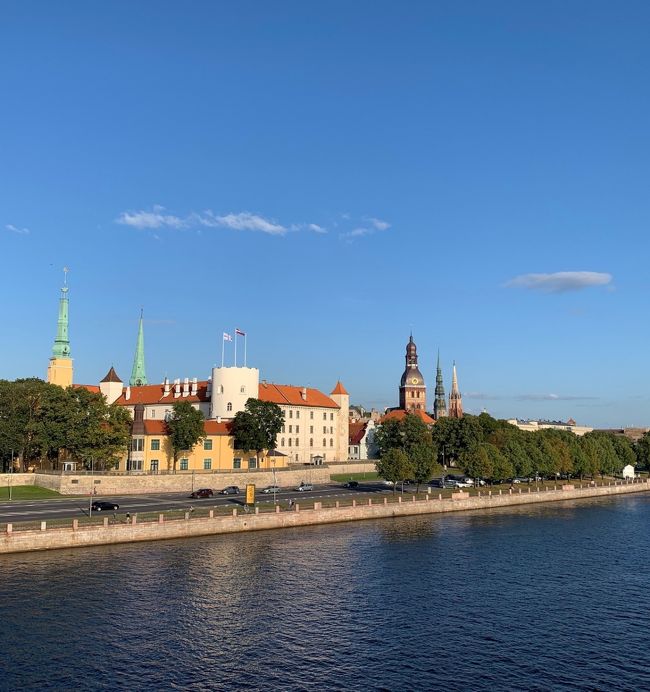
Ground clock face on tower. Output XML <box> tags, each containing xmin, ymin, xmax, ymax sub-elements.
<box><xmin>411</xmin><ymin>377</ymin><xmax>419</xmax><ymax>385</ymax></box>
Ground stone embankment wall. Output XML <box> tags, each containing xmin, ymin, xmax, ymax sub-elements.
<box><xmin>0</xmin><ymin>462</ymin><xmax>377</xmax><ymax>496</ymax></box>
<box><xmin>1</xmin><ymin>480</ymin><xmax>648</xmax><ymax>555</ymax></box>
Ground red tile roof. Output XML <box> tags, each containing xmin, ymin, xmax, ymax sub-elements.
<box><xmin>258</xmin><ymin>382</ymin><xmax>339</xmax><ymax>409</ymax></box>
<box><xmin>143</xmin><ymin>420</ymin><xmax>232</xmax><ymax>436</ymax></box>
<box><xmin>108</xmin><ymin>379</ymin><xmax>339</xmax><ymax>410</ymax></box>
<box><xmin>330</xmin><ymin>381</ymin><xmax>348</xmax><ymax>396</ymax></box>
<box><xmin>73</xmin><ymin>384</ymin><xmax>101</xmax><ymax>394</ymax></box>
<box><xmin>349</xmin><ymin>422</ymin><xmax>367</xmax><ymax>445</ymax></box>
<box><xmin>381</xmin><ymin>409</ymin><xmax>435</xmax><ymax>425</ymax></box>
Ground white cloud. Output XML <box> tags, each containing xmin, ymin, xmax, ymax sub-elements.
<box><xmin>505</xmin><ymin>271</ymin><xmax>612</xmax><ymax>293</ymax></box>
<box><xmin>201</xmin><ymin>211</ymin><xmax>286</xmax><ymax>236</ymax></box>
<box><xmin>367</xmin><ymin>217</ymin><xmax>391</xmax><ymax>231</ymax></box>
<box><xmin>340</xmin><ymin>227</ymin><xmax>373</xmax><ymax>242</ymax></box>
<box><xmin>307</xmin><ymin>223</ymin><xmax>327</xmax><ymax>234</ymax></box>
<box><xmin>116</xmin><ymin>205</ymin><xmax>186</xmax><ymax>229</ymax></box>
<box><xmin>465</xmin><ymin>392</ymin><xmax>502</xmax><ymax>401</ymax></box>
<box><xmin>516</xmin><ymin>393</ymin><xmax>599</xmax><ymax>401</ymax></box>
<box><xmin>6</xmin><ymin>223</ymin><xmax>30</xmax><ymax>235</ymax></box>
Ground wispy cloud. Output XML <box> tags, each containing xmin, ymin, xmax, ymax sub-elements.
<box><xmin>6</xmin><ymin>223</ymin><xmax>30</xmax><ymax>235</ymax></box>
<box><xmin>505</xmin><ymin>271</ymin><xmax>612</xmax><ymax>293</ymax></box>
<box><xmin>116</xmin><ymin>205</ymin><xmax>186</xmax><ymax>230</ymax></box>
<box><xmin>115</xmin><ymin>206</ymin><xmax>329</xmax><ymax>237</ymax></box>
<box><xmin>465</xmin><ymin>392</ymin><xmax>502</xmax><ymax>401</ymax></box>
<box><xmin>366</xmin><ymin>217</ymin><xmax>391</xmax><ymax>231</ymax></box>
<box><xmin>194</xmin><ymin>211</ymin><xmax>286</xmax><ymax>236</ymax></box>
<box><xmin>516</xmin><ymin>393</ymin><xmax>599</xmax><ymax>401</ymax></box>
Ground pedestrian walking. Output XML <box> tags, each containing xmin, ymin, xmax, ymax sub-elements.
<box><xmin>126</xmin><ymin>512</ymin><xmax>131</xmax><ymax>524</ymax></box>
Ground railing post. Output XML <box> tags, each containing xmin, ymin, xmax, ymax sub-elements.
<box><xmin>209</xmin><ymin>510</ymin><xmax>214</xmax><ymax>519</ymax></box>
<box><xmin>232</xmin><ymin>508</ymin><xmax>238</xmax><ymax>517</ymax></box>
<box><xmin>159</xmin><ymin>513</ymin><xmax>164</xmax><ymax>524</ymax></box>
<box><xmin>72</xmin><ymin>519</ymin><xmax>78</xmax><ymax>531</ymax></box>
<box><xmin>41</xmin><ymin>521</ymin><xmax>47</xmax><ymax>531</ymax></box>
<box><xmin>6</xmin><ymin>523</ymin><xmax>12</xmax><ymax>534</ymax></box>
<box><xmin>335</xmin><ymin>500</ymin><xmax>340</xmax><ymax>508</ymax></box>
<box><xmin>103</xmin><ymin>517</ymin><xmax>108</xmax><ymax>527</ymax></box>
<box><xmin>294</xmin><ymin>503</ymin><xmax>300</xmax><ymax>512</ymax></box>
<box><xmin>275</xmin><ymin>505</ymin><xmax>280</xmax><ymax>513</ymax></box>
<box><xmin>384</xmin><ymin>497</ymin><xmax>388</xmax><ymax>505</ymax></box>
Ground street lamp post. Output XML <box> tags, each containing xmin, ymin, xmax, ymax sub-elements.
<box><xmin>88</xmin><ymin>457</ymin><xmax>94</xmax><ymax>518</ymax></box>
<box><xmin>9</xmin><ymin>449</ymin><xmax>14</xmax><ymax>501</ymax></box>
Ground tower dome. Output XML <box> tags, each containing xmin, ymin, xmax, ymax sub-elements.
<box><xmin>399</xmin><ymin>334</ymin><xmax>426</xmax><ymax>411</ymax></box>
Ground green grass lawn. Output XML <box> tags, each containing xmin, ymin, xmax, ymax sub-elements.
<box><xmin>330</xmin><ymin>472</ymin><xmax>380</xmax><ymax>482</ymax></box>
<box><xmin>0</xmin><ymin>485</ymin><xmax>62</xmax><ymax>500</ymax></box>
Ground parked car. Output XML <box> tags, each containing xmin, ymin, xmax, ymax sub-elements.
<box><xmin>453</xmin><ymin>480</ymin><xmax>472</xmax><ymax>488</ymax></box>
<box><xmin>382</xmin><ymin>480</ymin><xmax>395</xmax><ymax>487</ymax></box>
<box><xmin>429</xmin><ymin>479</ymin><xmax>444</xmax><ymax>488</ymax></box>
<box><xmin>189</xmin><ymin>488</ymin><xmax>213</xmax><ymax>499</ymax></box>
<box><xmin>296</xmin><ymin>483</ymin><xmax>313</xmax><ymax>491</ymax></box>
<box><xmin>262</xmin><ymin>485</ymin><xmax>281</xmax><ymax>494</ymax></box>
<box><xmin>344</xmin><ymin>481</ymin><xmax>359</xmax><ymax>489</ymax></box>
<box><xmin>220</xmin><ymin>486</ymin><xmax>240</xmax><ymax>495</ymax></box>
<box><xmin>91</xmin><ymin>501</ymin><xmax>119</xmax><ymax>511</ymax></box>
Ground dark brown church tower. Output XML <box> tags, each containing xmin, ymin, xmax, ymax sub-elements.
<box><xmin>399</xmin><ymin>334</ymin><xmax>427</xmax><ymax>411</ymax></box>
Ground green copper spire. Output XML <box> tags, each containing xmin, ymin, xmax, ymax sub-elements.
<box><xmin>52</xmin><ymin>268</ymin><xmax>71</xmax><ymax>358</ymax></box>
<box><xmin>129</xmin><ymin>310</ymin><xmax>148</xmax><ymax>386</ymax></box>
<box><xmin>434</xmin><ymin>350</ymin><xmax>447</xmax><ymax>420</ymax></box>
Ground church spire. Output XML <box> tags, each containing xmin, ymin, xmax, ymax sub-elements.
<box><xmin>448</xmin><ymin>361</ymin><xmax>463</xmax><ymax>418</ymax></box>
<box><xmin>51</xmin><ymin>267</ymin><xmax>71</xmax><ymax>358</ymax></box>
<box><xmin>433</xmin><ymin>350</ymin><xmax>447</xmax><ymax>420</ymax></box>
<box><xmin>129</xmin><ymin>310</ymin><xmax>148</xmax><ymax>387</ymax></box>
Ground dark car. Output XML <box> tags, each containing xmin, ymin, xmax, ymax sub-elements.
<box><xmin>189</xmin><ymin>488</ymin><xmax>214</xmax><ymax>499</ymax></box>
<box><xmin>91</xmin><ymin>501</ymin><xmax>119</xmax><ymax>511</ymax></box>
<box><xmin>344</xmin><ymin>481</ymin><xmax>359</xmax><ymax>489</ymax></box>
<box><xmin>220</xmin><ymin>486</ymin><xmax>240</xmax><ymax>495</ymax></box>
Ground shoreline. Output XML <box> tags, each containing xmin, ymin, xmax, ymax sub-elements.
<box><xmin>1</xmin><ymin>480</ymin><xmax>648</xmax><ymax>555</ymax></box>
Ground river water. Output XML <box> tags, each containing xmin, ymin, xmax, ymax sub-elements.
<box><xmin>2</xmin><ymin>494</ymin><xmax>650</xmax><ymax>691</ymax></box>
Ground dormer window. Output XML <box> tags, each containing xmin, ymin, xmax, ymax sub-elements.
<box><xmin>227</xmin><ymin>402</ymin><xmax>233</xmax><ymax>412</ymax></box>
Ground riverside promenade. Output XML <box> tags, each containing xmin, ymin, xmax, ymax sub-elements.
<box><xmin>1</xmin><ymin>479</ymin><xmax>648</xmax><ymax>555</ymax></box>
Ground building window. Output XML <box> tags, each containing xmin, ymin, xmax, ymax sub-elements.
<box><xmin>295</xmin><ymin>454</ymin><xmax>299</xmax><ymax>462</ymax></box>
<box><xmin>330</xmin><ymin>426</ymin><xmax>333</xmax><ymax>434</ymax></box>
<box><xmin>330</xmin><ymin>439</ymin><xmax>334</xmax><ymax>447</ymax></box>
<box><xmin>150</xmin><ymin>409</ymin><xmax>156</xmax><ymax>418</ymax></box>
<box><xmin>310</xmin><ymin>438</ymin><xmax>313</xmax><ymax>447</ymax></box>
<box><xmin>330</xmin><ymin>413</ymin><xmax>333</xmax><ymax>421</ymax></box>
<box><xmin>227</xmin><ymin>402</ymin><xmax>233</xmax><ymax>411</ymax></box>
<box><xmin>295</xmin><ymin>438</ymin><xmax>299</xmax><ymax>447</ymax></box>
<box><xmin>233</xmin><ymin>457</ymin><xmax>241</xmax><ymax>469</ymax></box>
<box><xmin>151</xmin><ymin>439</ymin><xmax>160</xmax><ymax>451</ymax></box>
<box><xmin>180</xmin><ymin>458</ymin><xmax>189</xmax><ymax>471</ymax></box>
<box><xmin>204</xmin><ymin>439</ymin><xmax>213</xmax><ymax>451</ymax></box>
<box><xmin>310</xmin><ymin>426</ymin><xmax>313</xmax><ymax>433</ymax></box>
<box><xmin>288</xmin><ymin>438</ymin><xmax>292</xmax><ymax>447</ymax></box>
<box><xmin>323</xmin><ymin>412</ymin><xmax>327</xmax><ymax>420</ymax></box>
<box><xmin>289</xmin><ymin>410</ymin><xmax>293</xmax><ymax>418</ymax></box>
<box><xmin>310</xmin><ymin>411</ymin><xmax>314</xmax><ymax>420</ymax></box>
<box><xmin>296</xmin><ymin>410</ymin><xmax>300</xmax><ymax>418</ymax></box>
<box><xmin>218</xmin><ymin>385</ymin><xmax>224</xmax><ymax>394</ymax></box>
<box><xmin>281</xmin><ymin>438</ymin><xmax>285</xmax><ymax>447</ymax></box>
<box><xmin>323</xmin><ymin>439</ymin><xmax>326</xmax><ymax>447</ymax></box>
<box><xmin>131</xmin><ymin>438</ymin><xmax>144</xmax><ymax>452</ymax></box>
<box><xmin>281</xmin><ymin>425</ymin><xmax>285</xmax><ymax>433</ymax></box>
<box><xmin>240</xmin><ymin>386</ymin><xmax>246</xmax><ymax>394</ymax></box>
<box><xmin>248</xmin><ymin>457</ymin><xmax>257</xmax><ymax>469</ymax></box>
<box><xmin>150</xmin><ymin>460</ymin><xmax>159</xmax><ymax>472</ymax></box>
<box><xmin>296</xmin><ymin>425</ymin><xmax>299</xmax><ymax>433</ymax></box>
<box><xmin>289</xmin><ymin>425</ymin><xmax>293</xmax><ymax>433</ymax></box>
<box><xmin>204</xmin><ymin>459</ymin><xmax>212</xmax><ymax>470</ymax></box>
<box><xmin>323</xmin><ymin>426</ymin><xmax>327</xmax><ymax>433</ymax></box>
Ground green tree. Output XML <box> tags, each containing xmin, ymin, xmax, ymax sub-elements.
<box><xmin>431</xmin><ymin>415</ymin><xmax>483</xmax><ymax>467</ymax></box>
<box><xmin>461</xmin><ymin>443</ymin><xmax>494</xmax><ymax>481</ymax></box>
<box><xmin>231</xmin><ymin>398</ymin><xmax>284</xmax><ymax>465</ymax></box>
<box><xmin>375</xmin><ymin>448</ymin><xmax>414</xmax><ymax>493</ymax></box>
<box><xmin>610</xmin><ymin>435</ymin><xmax>636</xmax><ymax>471</ymax></box>
<box><xmin>410</xmin><ymin>441</ymin><xmax>439</xmax><ymax>493</ymax></box>
<box><xmin>636</xmin><ymin>432</ymin><xmax>650</xmax><ymax>470</ymax></box>
<box><xmin>166</xmin><ymin>401</ymin><xmax>205</xmax><ymax>471</ymax></box>
<box><xmin>373</xmin><ymin>418</ymin><xmax>403</xmax><ymax>456</ymax></box>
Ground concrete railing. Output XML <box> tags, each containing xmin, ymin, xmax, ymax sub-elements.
<box><xmin>1</xmin><ymin>478</ymin><xmax>648</xmax><ymax>555</ymax></box>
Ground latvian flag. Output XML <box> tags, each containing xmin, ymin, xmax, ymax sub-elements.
<box><xmin>223</xmin><ymin>332</ymin><xmax>233</xmax><ymax>341</ymax></box>
<box><xmin>235</xmin><ymin>328</ymin><xmax>246</xmax><ymax>337</ymax></box>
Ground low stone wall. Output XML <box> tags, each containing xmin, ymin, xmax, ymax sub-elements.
<box><xmin>1</xmin><ymin>479</ymin><xmax>648</xmax><ymax>554</ymax></box>
<box><xmin>0</xmin><ymin>474</ymin><xmax>36</xmax><ymax>488</ymax></box>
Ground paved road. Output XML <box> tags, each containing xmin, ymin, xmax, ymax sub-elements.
<box><xmin>0</xmin><ymin>482</ymin><xmax>406</xmax><ymax>524</ymax></box>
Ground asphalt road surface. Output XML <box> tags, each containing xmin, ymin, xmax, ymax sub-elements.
<box><xmin>0</xmin><ymin>482</ymin><xmax>410</xmax><ymax>524</ymax></box>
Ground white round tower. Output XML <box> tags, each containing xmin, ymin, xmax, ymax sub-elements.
<box><xmin>210</xmin><ymin>366</ymin><xmax>260</xmax><ymax>419</ymax></box>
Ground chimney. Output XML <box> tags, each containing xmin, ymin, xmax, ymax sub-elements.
<box><xmin>163</xmin><ymin>377</ymin><xmax>171</xmax><ymax>396</ymax></box>
<box><xmin>125</xmin><ymin>386</ymin><xmax>131</xmax><ymax>401</ymax></box>
<box><xmin>301</xmin><ymin>387</ymin><xmax>307</xmax><ymax>401</ymax></box>
<box><xmin>206</xmin><ymin>377</ymin><xmax>212</xmax><ymax>397</ymax></box>
<box><xmin>174</xmin><ymin>378</ymin><xmax>181</xmax><ymax>398</ymax></box>
<box><xmin>191</xmin><ymin>377</ymin><xmax>198</xmax><ymax>396</ymax></box>
<box><xmin>183</xmin><ymin>377</ymin><xmax>189</xmax><ymax>397</ymax></box>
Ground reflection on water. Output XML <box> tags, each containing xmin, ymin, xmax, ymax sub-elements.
<box><xmin>3</xmin><ymin>495</ymin><xmax>650</xmax><ymax>690</ymax></box>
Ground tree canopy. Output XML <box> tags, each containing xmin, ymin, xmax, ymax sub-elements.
<box><xmin>166</xmin><ymin>401</ymin><xmax>205</xmax><ymax>471</ymax></box>
<box><xmin>231</xmin><ymin>398</ymin><xmax>284</xmax><ymax>464</ymax></box>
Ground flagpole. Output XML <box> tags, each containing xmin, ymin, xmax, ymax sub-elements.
<box><xmin>244</xmin><ymin>333</ymin><xmax>247</xmax><ymax>367</ymax></box>
<box><xmin>221</xmin><ymin>334</ymin><xmax>225</xmax><ymax>367</ymax></box>
<box><xmin>234</xmin><ymin>330</ymin><xmax>237</xmax><ymax>367</ymax></box>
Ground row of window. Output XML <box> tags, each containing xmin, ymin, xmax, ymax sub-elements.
<box><xmin>280</xmin><ymin>438</ymin><xmax>335</xmax><ymax>448</ymax></box>
<box><xmin>147</xmin><ymin>438</ymin><xmax>214</xmax><ymax>452</ymax></box>
<box><xmin>137</xmin><ymin>457</ymin><xmax>258</xmax><ymax>471</ymax></box>
<box><xmin>287</xmin><ymin>409</ymin><xmax>335</xmax><ymax>421</ymax></box>
<box><xmin>281</xmin><ymin>425</ymin><xmax>335</xmax><ymax>435</ymax></box>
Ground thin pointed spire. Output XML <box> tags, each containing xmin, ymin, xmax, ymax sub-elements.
<box><xmin>52</xmin><ymin>268</ymin><xmax>71</xmax><ymax>358</ymax></box>
<box><xmin>434</xmin><ymin>348</ymin><xmax>447</xmax><ymax>420</ymax></box>
<box><xmin>129</xmin><ymin>311</ymin><xmax>148</xmax><ymax>387</ymax></box>
<box><xmin>449</xmin><ymin>360</ymin><xmax>463</xmax><ymax>418</ymax></box>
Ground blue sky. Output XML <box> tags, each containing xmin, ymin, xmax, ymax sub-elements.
<box><xmin>2</xmin><ymin>1</ymin><xmax>650</xmax><ymax>427</ymax></box>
